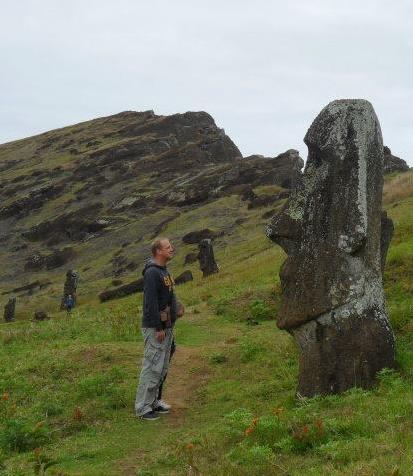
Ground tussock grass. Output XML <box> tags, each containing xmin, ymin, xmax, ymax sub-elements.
<box><xmin>383</xmin><ymin>170</ymin><xmax>413</xmax><ymax>204</ymax></box>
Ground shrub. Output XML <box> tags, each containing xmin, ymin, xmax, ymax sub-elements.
<box><xmin>249</xmin><ymin>299</ymin><xmax>273</xmax><ymax>321</ymax></box>
<box><xmin>0</xmin><ymin>419</ymin><xmax>49</xmax><ymax>453</ymax></box>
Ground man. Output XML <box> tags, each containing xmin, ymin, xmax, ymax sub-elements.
<box><xmin>64</xmin><ymin>294</ymin><xmax>74</xmax><ymax>315</ymax></box>
<box><xmin>135</xmin><ymin>237</ymin><xmax>181</xmax><ymax>421</ymax></box>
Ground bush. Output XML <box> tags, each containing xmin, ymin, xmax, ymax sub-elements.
<box><xmin>249</xmin><ymin>299</ymin><xmax>273</xmax><ymax>321</ymax></box>
<box><xmin>0</xmin><ymin>419</ymin><xmax>49</xmax><ymax>453</ymax></box>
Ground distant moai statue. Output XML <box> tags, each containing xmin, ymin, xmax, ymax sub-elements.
<box><xmin>198</xmin><ymin>239</ymin><xmax>219</xmax><ymax>277</ymax></box>
<box><xmin>4</xmin><ymin>297</ymin><xmax>16</xmax><ymax>322</ymax></box>
<box><xmin>267</xmin><ymin>99</ymin><xmax>395</xmax><ymax>397</ymax></box>
<box><xmin>60</xmin><ymin>269</ymin><xmax>79</xmax><ymax>310</ymax></box>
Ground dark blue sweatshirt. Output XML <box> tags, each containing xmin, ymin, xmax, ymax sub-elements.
<box><xmin>141</xmin><ymin>260</ymin><xmax>177</xmax><ymax>330</ymax></box>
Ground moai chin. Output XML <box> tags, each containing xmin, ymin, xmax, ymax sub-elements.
<box><xmin>267</xmin><ymin>99</ymin><xmax>395</xmax><ymax>397</ymax></box>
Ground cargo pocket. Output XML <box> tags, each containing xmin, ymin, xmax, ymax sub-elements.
<box><xmin>145</xmin><ymin>345</ymin><xmax>162</xmax><ymax>365</ymax></box>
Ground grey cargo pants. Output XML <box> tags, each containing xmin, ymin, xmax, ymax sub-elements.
<box><xmin>135</xmin><ymin>327</ymin><xmax>173</xmax><ymax>416</ymax></box>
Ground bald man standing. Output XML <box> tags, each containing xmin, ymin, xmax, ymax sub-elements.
<box><xmin>135</xmin><ymin>238</ymin><xmax>179</xmax><ymax>421</ymax></box>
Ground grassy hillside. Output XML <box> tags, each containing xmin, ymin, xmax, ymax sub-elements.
<box><xmin>0</xmin><ymin>170</ymin><xmax>412</xmax><ymax>475</ymax></box>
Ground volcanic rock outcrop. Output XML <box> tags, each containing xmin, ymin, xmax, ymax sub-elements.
<box><xmin>267</xmin><ymin>99</ymin><xmax>395</xmax><ymax>396</ymax></box>
<box><xmin>383</xmin><ymin>146</ymin><xmax>410</xmax><ymax>174</ymax></box>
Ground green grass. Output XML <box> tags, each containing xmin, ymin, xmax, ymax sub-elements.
<box><xmin>0</xmin><ymin>171</ymin><xmax>413</xmax><ymax>475</ymax></box>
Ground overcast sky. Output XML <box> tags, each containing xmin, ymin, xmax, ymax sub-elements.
<box><xmin>1</xmin><ymin>0</ymin><xmax>412</xmax><ymax>165</ymax></box>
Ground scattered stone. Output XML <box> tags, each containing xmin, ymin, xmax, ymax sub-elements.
<box><xmin>99</xmin><ymin>278</ymin><xmax>144</xmax><ymax>302</ymax></box>
<box><xmin>383</xmin><ymin>146</ymin><xmax>410</xmax><ymax>174</ymax></box>
<box><xmin>175</xmin><ymin>270</ymin><xmax>193</xmax><ymax>285</ymax></box>
<box><xmin>198</xmin><ymin>239</ymin><xmax>219</xmax><ymax>277</ymax></box>
<box><xmin>34</xmin><ymin>310</ymin><xmax>49</xmax><ymax>321</ymax></box>
<box><xmin>184</xmin><ymin>252</ymin><xmax>198</xmax><ymax>265</ymax></box>
<box><xmin>267</xmin><ymin>99</ymin><xmax>395</xmax><ymax>397</ymax></box>
<box><xmin>60</xmin><ymin>270</ymin><xmax>79</xmax><ymax>310</ymax></box>
<box><xmin>2</xmin><ymin>280</ymin><xmax>51</xmax><ymax>296</ymax></box>
<box><xmin>4</xmin><ymin>297</ymin><xmax>16</xmax><ymax>322</ymax></box>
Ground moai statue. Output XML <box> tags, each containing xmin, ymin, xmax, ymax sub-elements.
<box><xmin>60</xmin><ymin>269</ymin><xmax>79</xmax><ymax>310</ymax></box>
<box><xmin>267</xmin><ymin>99</ymin><xmax>395</xmax><ymax>397</ymax></box>
<box><xmin>198</xmin><ymin>239</ymin><xmax>219</xmax><ymax>277</ymax></box>
<box><xmin>4</xmin><ymin>297</ymin><xmax>16</xmax><ymax>322</ymax></box>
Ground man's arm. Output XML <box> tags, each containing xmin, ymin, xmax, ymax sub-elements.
<box><xmin>144</xmin><ymin>269</ymin><xmax>163</xmax><ymax>332</ymax></box>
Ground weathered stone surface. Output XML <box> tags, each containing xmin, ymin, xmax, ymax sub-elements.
<box><xmin>380</xmin><ymin>211</ymin><xmax>394</xmax><ymax>272</ymax></box>
<box><xmin>24</xmin><ymin>247</ymin><xmax>76</xmax><ymax>272</ymax></box>
<box><xmin>60</xmin><ymin>270</ymin><xmax>79</xmax><ymax>310</ymax></box>
<box><xmin>198</xmin><ymin>239</ymin><xmax>219</xmax><ymax>277</ymax></box>
<box><xmin>4</xmin><ymin>297</ymin><xmax>16</xmax><ymax>322</ymax></box>
<box><xmin>0</xmin><ymin>183</ymin><xmax>66</xmax><ymax>219</ymax></box>
<box><xmin>383</xmin><ymin>146</ymin><xmax>410</xmax><ymax>174</ymax></box>
<box><xmin>99</xmin><ymin>277</ymin><xmax>144</xmax><ymax>302</ymax></box>
<box><xmin>175</xmin><ymin>270</ymin><xmax>193</xmax><ymax>285</ymax></box>
<box><xmin>267</xmin><ymin>99</ymin><xmax>395</xmax><ymax>396</ymax></box>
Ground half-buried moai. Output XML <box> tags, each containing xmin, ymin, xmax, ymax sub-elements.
<box><xmin>198</xmin><ymin>239</ymin><xmax>219</xmax><ymax>277</ymax></box>
<box><xmin>4</xmin><ymin>297</ymin><xmax>16</xmax><ymax>322</ymax></box>
<box><xmin>267</xmin><ymin>99</ymin><xmax>395</xmax><ymax>397</ymax></box>
<box><xmin>60</xmin><ymin>269</ymin><xmax>79</xmax><ymax>310</ymax></box>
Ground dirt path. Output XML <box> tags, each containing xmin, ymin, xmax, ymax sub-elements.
<box><xmin>119</xmin><ymin>345</ymin><xmax>210</xmax><ymax>475</ymax></box>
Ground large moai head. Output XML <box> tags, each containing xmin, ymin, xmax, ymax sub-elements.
<box><xmin>267</xmin><ymin>99</ymin><xmax>384</xmax><ymax>329</ymax></box>
<box><xmin>267</xmin><ymin>99</ymin><xmax>395</xmax><ymax>396</ymax></box>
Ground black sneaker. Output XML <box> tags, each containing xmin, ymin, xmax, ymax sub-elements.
<box><xmin>140</xmin><ymin>410</ymin><xmax>160</xmax><ymax>421</ymax></box>
<box><xmin>153</xmin><ymin>403</ymin><xmax>170</xmax><ymax>414</ymax></box>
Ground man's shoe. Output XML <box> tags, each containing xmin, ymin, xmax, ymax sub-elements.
<box><xmin>153</xmin><ymin>402</ymin><xmax>170</xmax><ymax>414</ymax></box>
<box><xmin>140</xmin><ymin>410</ymin><xmax>160</xmax><ymax>421</ymax></box>
<box><xmin>157</xmin><ymin>399</ymin><xmax>171</xmax><ymax>410</ymax></box>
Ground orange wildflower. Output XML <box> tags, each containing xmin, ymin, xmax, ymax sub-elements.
<box><xmin>2</xmin><ymin>392</ymin><xmax>9</xmax><ymax>401</ymax></box>
<box><xmin>245</xmin><ymin>426</ymin><xmax>254</xmax><ymax>436</ymax></box>
<box><xmin>186</xmin><ymin>443</ymin><xmax>194</xmax><ymax>451</ymax></box>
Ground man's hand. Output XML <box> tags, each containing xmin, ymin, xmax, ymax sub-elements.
<box><xmin>156</xmin><ymin>330</ymin><xmax>166</xmax><ymax>343</ymax></box>
<box><xmin>177</xmin><ymin>303</ymin><xmax>185</xmax><ymax>318</ymax></box>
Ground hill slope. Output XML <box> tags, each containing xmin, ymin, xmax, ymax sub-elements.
<box><xmin>0</xmin><ymin>164</ymin><xmax>412</xmax><ymax>474</ymax></box>
<box><xmin>0</xmin><ymin>111</ymin><xmax>303</xmax><ymax>317</ymax></box>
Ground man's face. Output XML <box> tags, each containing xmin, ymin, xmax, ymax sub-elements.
<box><xmin>157</xmin><ymin>239</ymin><xmax>174</xmax><ymax>261</ymax></box>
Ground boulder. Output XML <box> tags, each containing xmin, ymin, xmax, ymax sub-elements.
<box><xmin>267</xmin><ymin>99</ymin><xmax>395</xmax><ymax>396</ymax></box>
<box><xmin>34</xmin><ymin>310</ymin><xmax>49</xmax><ymax>321</ymax></box>
<box><xmin>175</xmin><ymin>270</ymin><xmax>193</xmax><ymax>285</ymax></box>
<box><xmin>99</xmin><ymin>278</ymin><xmax>144</xmax><ymax>302</ymax></box>
<box><xmin>184</xmin><ymin>252</ymin><xmax>199</xmax><ymax>265</ymax></box>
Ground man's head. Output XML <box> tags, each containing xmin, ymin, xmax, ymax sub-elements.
<box><xmin>151</xmin><ymin>237</ymin><xmax>174</xmax><ymax>265</ymax></box>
